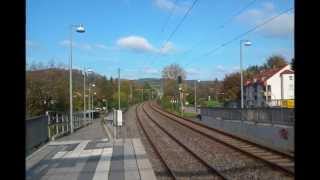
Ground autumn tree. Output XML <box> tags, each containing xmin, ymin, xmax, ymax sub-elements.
<box><xmin>162</xmin><ymin>64</ymin><xmax>186</xmax><ymax>98</ymax></box>
<box><xmin>221</xmin><ymin>72</ymin><xmax>241</xmax><ymax>102</ymax></box>
<box><xmin>263</xmin><ymin>54</ymin><xmax>288</xmax><ymax>69</ymax></box>
<box><xmin>162</xmin><ymin>63</ymin><xmax>186</xmax><ymax>80</ymax></box>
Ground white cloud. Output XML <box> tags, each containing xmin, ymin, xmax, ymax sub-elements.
<box><xmin>59</xmin><ymin>40</ymin><xmax>71</xmax><ymax>46</ymax></box>
<box><xmin>214</xmin><ymin>65</ymin><xmax>239</xmax><ymax>74</ymax></box>
<box><xmin>59</xmin><ymin>40</ymin><xmax>109</xmax><ymax>51</ymax></box>
<box><xmin>153</xmin><ymin>0</ymin><xmax>189</xmax><ymax>13</ymax></box>
<box><xmin>143</xmin><ymin>67</ymin><xmax>159</xmax><ymax>74</ymax></box>
<box><xmin>258</xmin><ymin>13</ymin><xmax>294</xmax><ymax>38</ymax></box>
<box><xmin>116</xmin><ymin>35</ymin><xmax>176</xmax><ymax>54</ymax></box>
<box><xmin>116</xmin><ymin>36</ymin><xmax>156</xmax><ymax>53</ymax></box>
<box><xmin>236</xmin><ymin>2</ymin><xmax>294</xmax><ymax>38</ymax></box>
<box><xmin>158</xmin><ymin>42</ymin><xmax>175</xmax><ymax>54</ymax></box>
<box><xmin>94</xmin><ymin>44</ymin><xmax>108</xmax><ymax>50</ymax></box>
<box><xmin>186</xmin><ymin>68</ymin><xmax>200</xmax><ymax>75</ymax></box>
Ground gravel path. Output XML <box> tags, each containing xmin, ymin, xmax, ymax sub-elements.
<box><xmin>138</xmin><ymin>104</ymin><xmax>222</xmax><ymax>180</ymax></box>
<box><xmin>146</xmin><ymin>102</ymin><xmax>293</xmax><ymax>180</ymax></box>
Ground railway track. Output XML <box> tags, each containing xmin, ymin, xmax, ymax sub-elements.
<box><xmin>136</xmin><ymin>103</ymin><xmax>226</xmax><ymax>180</ymax></box>
<box><xmin>149</xmin><ymin>101</ymin><xmax>295</xmax><ymax>178</ymax></box>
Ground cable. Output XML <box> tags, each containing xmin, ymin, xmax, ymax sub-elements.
<box><xmin>180</xmin><ymin>0</ymin><xmax>258</xmax><ymax>57</ymax></box>
<box><xmin>219</xmin><ymin>0</ymin><xmax>258</xmax><ymax>29</ymax></box>
<box><xmin>160</xmin><ymin>0</ymin><xmax>179</xmax><ymax>33</ymax></box>
<box><xmin>148</xmin><ymin>0</ymin><xmax>200</xmax><ymax>68</ymax></box>
<box><xmin>163</xmin><ymin>0</ymin><xmax>199</xmax><ymax>47</ymax></box>
<box><xmin>184</xmin><ymin>7</ymin><xmax>294</xmax><ymax>68</ymax></box>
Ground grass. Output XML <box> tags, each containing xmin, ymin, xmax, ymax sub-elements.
<box><xmin>165</xmin><ymin>108</ymin><xmax>198</xmax><ymax>118</ymax></box>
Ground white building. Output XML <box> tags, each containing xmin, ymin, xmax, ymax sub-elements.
<box><xmin>244</xmin><ymin>65</ymin><xmax>294</xmax><ymax>107</ymax></box>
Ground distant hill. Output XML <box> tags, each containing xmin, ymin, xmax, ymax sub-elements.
<box><xmin>134</xmin><ymin>78</ymin><xmax>215</xmax><ymax>90</ymax></box>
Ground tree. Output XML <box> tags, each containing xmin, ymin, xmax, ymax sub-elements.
<box><xmin>221</xmin><ymin>72</ymin><xmax>241</xmax><ymax>102</ymax></box>
<box><xmin>263</xmin><ymin>55</ymin><xmax>288</xmax><ymax>69</ymax></box>
<box><xmin>161</xmin><ymin>64</ymin><xmax>186</xmax><ymax>99</ymax></box>
<box><xmin>162</xmin><ymin>63</ymin><xmax>186</xmax><ymax>80</ymax></box>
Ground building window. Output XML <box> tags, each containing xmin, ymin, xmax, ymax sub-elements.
<box><xmin>289</xmin><ymin>84</ymin><xmax>294</xmax><ymax>90</ymax></box>
<box><xmin>254</xmin><ymin>96</ymin><xmax>257</xmax><ymax>100</ymax></box>
<box><xmin>267</xmin><ymin>96</ymin><xmax>271</xmax><ymax>101</ymax></box>
<box><xmin>289</xmin><ymin>76</ymin><xmax>293</xmax><ymax>80</ymax></box>
<box><xmin>267</xmin><ymin>85</ymin><xmax>271</xmax><ymax>92</ymax></box>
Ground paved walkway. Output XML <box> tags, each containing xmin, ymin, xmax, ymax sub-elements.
<box><xmin>26</xmin><ymin>116</ymin><xmax>156</xmax><ymax>180</ymax></box>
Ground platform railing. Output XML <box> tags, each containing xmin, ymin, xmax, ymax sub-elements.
<box><xmin>200</xmin><ymin>107</ymin><xmax>294</xmax><ymax>126</ymax></box>
<box><xmin>26</xmin><ymin>111</ymin><xmax>93</xmax><ymax>156</ymax></box>
<box><xmin>47</xmin><ymin>111</ymin><xmax>92</xmax><ymax>140</ymax></box>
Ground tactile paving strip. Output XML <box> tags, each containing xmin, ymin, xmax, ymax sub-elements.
<box><xmin>84</xmin><ymin>140</ymin><xmax>112</xmax><ymax>150</ymax></box>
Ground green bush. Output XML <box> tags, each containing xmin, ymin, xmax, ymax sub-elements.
<box><xmin>206</xmin><ymin>100</ymin><xmax>223</xmax><ymax>108</ymax></box>
<box><xmin>160</xmin><ymin>96</ymin><xmax>171</xmax><ymax>110</ymax></box>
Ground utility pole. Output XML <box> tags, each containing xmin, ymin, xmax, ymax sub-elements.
<box><xmin>83</xmin><ymin>67</ymin><xmax>86</xmax><ymax>121</ymax></box>
<box><xmin>130</xmin><ymin>83</ymin><xmax>132</xmax><ymax>105</ymax></box>
<box><xmin>118</xmin><ymin>68</ymin><xmax>121</xmax><ymax>110</ymax></box>
<box><xmin>142</xmin><ymin>88</ymin><xmax>144</xmax><ymax>102</ymax></box>
<box><xmin>180</xmin><ymin>87</ymin><xmax>183</xmax><ymax>116</ymax></box>
<box><xmin>151</xmin><ymin>90</ymin><xmax>153</xmax><ymax>100</ymax></box>
<box><xmin>88</xmin><ymin>87</ymin><xmax>91</xmax><ymax>121</ymax></box>
<box><xmin>194</xmin><ymin>80</ymin><xmax>197</xmax><ymax>113</ymax></box>
<box><xmin>69</xmin><ymin>26</ymin><xmax>74</xmax><ymax>133</ymax></box>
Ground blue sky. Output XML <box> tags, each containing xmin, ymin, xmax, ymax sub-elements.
<box><xmin>26</xmin><ymin>0</ymin><xmax>294</xmax><ymax>80</ymax></box>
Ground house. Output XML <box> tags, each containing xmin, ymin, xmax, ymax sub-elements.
<box><xmin>244</xmin><ymin>64</ymin><xmax>294</xmax><ymax>108</ymax></box>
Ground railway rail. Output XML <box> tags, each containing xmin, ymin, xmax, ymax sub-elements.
<box><xmin>136</xmin><ymin>103</ymin><xmax>226</xmax><ymax>180</ymax></box>
<box><xmin>149</xmin><ymin>101</ymin><xmax>294</xmax><ymax>178</ymax></box>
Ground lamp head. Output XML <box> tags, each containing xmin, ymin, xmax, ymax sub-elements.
<box><xmin>76</xmin><ymin>24</ymin><xmax>85</xmax><ymax>33</ymax></box>
<box><xmin>243</xmin><ymin>40</ymin><xmax>252</xmax><ymax>46</ymax></box>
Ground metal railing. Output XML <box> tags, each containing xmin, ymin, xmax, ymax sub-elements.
<box><xmin>26</xmin><ymin>115</ymin><xmax>49</xmax><ymax>156</ymax></box>
<box><xmin>47</xmin><ymin>111</ymin><xmax>92</xmax><ymax>140</ymax></box>
<box><xmin>26</xmin><ymin>111</ymin><xmax>93</xmax><ymax>156</ymax></box>
<box><xmin>200</xmin><ymin>107</ymin><xmax>294</xmax><ymax>126</ymax></box>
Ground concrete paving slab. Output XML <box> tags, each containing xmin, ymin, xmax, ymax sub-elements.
<box><xmin>108</xmin><ymin>140</ymin><xmax>124</xmax><ymax>180</ymax></box>
<box><xmin>124</xmin><ymin>139</ymin><xmax>140</xmax><ymax>180</ymax></box>
<box><xmin>132</xmin><ymin>138</ymin><xmax>157</xmax><ymax>180</ymax></box>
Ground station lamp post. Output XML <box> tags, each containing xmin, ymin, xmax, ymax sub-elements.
<box><xmin>240</xmin><ymin>40</ymin><xmax>252</xmax><ymax>109</ymax></box>
<box><xmin>83</xmin><ymin>68</ymin><xmax>93</xmax><ymax>122</ymax></box>
<box><xmin>194</xmin><ymin>80</ymin><xmax>200</xmax><ymax>113</ymax></box>
<box><xmin>69</xmin><ymin>24</ymin><xmax>85</xmax><ymax>133</ymax></box>
<box><xmin>93</xmin><ymin>92</ymin><xmax>96</xmax><ymax>120</ymax></box>
<box><xmin>91</xmin><ymin>83</ymin><xmax>96</xmax><ymax>121</ymax></box>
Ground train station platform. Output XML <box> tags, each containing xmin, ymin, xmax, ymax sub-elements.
<box><xmin>26</xmin><ymin>118</ymin><xmax>156</xmax><ymax>180</ymax></box>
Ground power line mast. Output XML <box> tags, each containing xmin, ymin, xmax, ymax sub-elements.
<box><xmin>118</xmin><ymin>68</ymin><xmax>120</xmax><ymax>110</ymax></box>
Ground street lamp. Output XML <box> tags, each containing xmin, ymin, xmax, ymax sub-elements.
<box><xmin>240</xmin><ymin>40</ymin><xmax>252</xmax><ymax>109</ymax></box>
<box><xmin>194</xmin><ymin>80</ymin><xmax>200</xmax><ymax>113</ymax></box>
<box><xmin>179</xmin><ymin>87</ymin><xmax>183</xmax><ymax>116</ymax></box>
<box><xmin>92</xmin><ymin>92</ymin><xmax>96</xmax><ymax>120</ymax></box>
<box><xmin>69</xmin><ymin>24</ymin><xmax>85</xmax><ymax>133</ymax></box>
<box><xmin>90</xmin><ymin>83</ymin><xmax>95</xmax><ymax>121</ymax></box>
<box><xmin>83</xmin><ymin>67</ymin><xmax>93</xmax><ymax>123</ymax></box>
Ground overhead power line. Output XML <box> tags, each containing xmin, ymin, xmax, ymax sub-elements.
<box><xmin>219</xmin><ymin>0</ymin><xmax>258</xmax><ymax>29</ymax></box>
<box><xmin>186</xmin><ymin>7</ymin><xmax>294</xmax><ymax>65</ymax></box>
<box><xmin>160</xmin><ymin>0</ymin><xmax>179</xmax><ymax>33</ymax></box>
<box><xmin>162</xmin><ymin>0</ymin><xmax>199</xmax><ymax>48</ymax></box>
<box><xmin>148</xmin><ymin>0</ymin><xmax>200</xmax><ymax>67</ymax></box>
<box><xmin>181</xmin><ymin>0</ymin><xmax>258</xmax><ymax>56</ymax></box>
